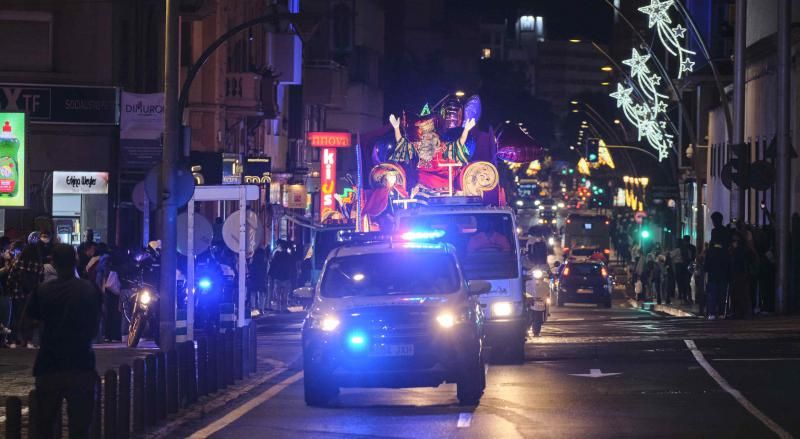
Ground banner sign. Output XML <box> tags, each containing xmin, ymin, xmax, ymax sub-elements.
<box><xmin>244</xmin><ymin>156</ymin><xmax>272</xmax><ymax>185</ymax></box>
<box><xmin>286</xmin><ymin>184</ymin><xmax>307</xmax><ymax>209</ymax></box>
<box><xmin>308</xmin><ymin>131</ymin><xmax>351</xmax><ymax>148</ymax></box>
<box><xmin>0</xmin><ymin>83</ymin><xmax>118</xmax><ymax>125</ymax></box>
<box><xmin>121</xmin><ymin>92</ymin><xmax>164</xmax><ymax>140</ymax></box>
<box><xmin>53</xmin><ymin>171</ymin><xmax>109</xmax><ymax>194</ymax></box>
<box><xmin>0</xmin><ymin>112</ymin><xmax>26</xmax><ymax>208</ymax></box>
<box><xmin>319</xmin><ymin>147</ymin><xmax>337</xmax><ymax>220</ymax></box>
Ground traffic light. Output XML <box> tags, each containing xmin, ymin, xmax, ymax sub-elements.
<box><xmin>585</xmin><ymin>138</ymin><xmax>600</xmax><ymax>163</ymax></box>
<box><xmin>640</xmin><ymin>229</ymin><xmax>651</xmax><ymax>239</ymax></box>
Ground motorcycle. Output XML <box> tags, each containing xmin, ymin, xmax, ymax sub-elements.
<box><xmin>122</xmin><ymin>248</ymin><xmax>161</xmax><ymax>347</ymax></box>
<box><xmin>193</xmin><ymin>251</ymin><xmax>236</xmax><ymax>335</ymax></box>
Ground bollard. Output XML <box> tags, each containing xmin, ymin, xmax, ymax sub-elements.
<box><xmin>242</xmin><ymin>324</ymin><xmax>250</xmax><ymax>377</ymax></box>
<box><xmin>166</xmin><ymin>349</ymin><xmax>178</xmax><ymax>414</ymax></box>
<box><xmin>176</xmin><ymin>308</ymin><xmax>188</xmax><ymax>343</ymax></box>
<box><xmin>118</xmin><ymin>364</ymin><xmax>131</xmax><ymax>439</ymax></box>
<box><xmin>251</xmin><ymin>322</ymin><xmax>258</xmax><ymax>373</ymax></box>
<box><xmin>224</xmin><ymin>330</ymin><xmax>234</xmax><ymax>386</ymax></box>
<box><xmin>5</xmin><ymin>396</ymin><xmax>22</xmax><ymax>439</ymax></box>
<box><xmin>207</xmin><ymin>333</ymin><xmax>218</xmax><ymax>394</ymax></box>
<box><xmin>219</xmin><ymin>302</ymin><xmax>236</xmax><ymax>332</ymax></box>
<box><xmin>132</xmin><ymin>359</ymin><xmax>145</xmax><ymax>434</ymax></box>
<box><xmin>155</xmin><ymin>351</ymin><xmax>167</xmax><ymax>421</ymax></box>
<box><xmin>27</xmin><ymin>390</ymin><xmax>37</xmax><ymax>439</ymax></box>
<box><xmin>144</xmin><ymin>354</ymin><xmax>157</xmax><ymax>427</ymax></box>
<box><xmin>233</xmin><ymin>327</ymin><xmax>243</xmax><ymax>381</ymax></box>
<box><xmin>216</xmin><ymin>333</ymin><xmax>226</xmax><ymax>389</ymax></box>
<box><xmin>185</xmin><ymin>341</ymin><xmax>198</xmax><ymax>404</ymax></box>
<box><xmin>197</xmin><ymin>337</ymin><xmax>208</xmax><ymax>397</ymax></box>
<box><xmin>91</xmin><ymin>375</ymin><xmax>101</xmax><ymax>439</ymax></box>
<box><xmin>103</xmin><ymin>370</ymin><xmax>118</xmax><ymax>439</ymax></box>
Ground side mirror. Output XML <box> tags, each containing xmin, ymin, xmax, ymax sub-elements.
<box><xmin>292</xmin><ymin>286</ymin><xmax>314</xmax><ymax>298</ymax></box>
<box><xmin>467</xmin><ymin>280</ymin><xmax>492</xmax><ymax>295</ymax></box>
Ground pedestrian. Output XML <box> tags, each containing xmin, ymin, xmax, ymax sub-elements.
<box><xmin>248</xmin><ymin>247</ymin><xmax>268</xmax><ymax>314</ymax></box>
<box><xmin>26</xmin><ymin>244</ymin><xmax>102</xmax><ymax>439</ymax></box>
<box><xmin>0</xmin><ymin>239</ymin><xmax>13</xmax><ymax>346</ymax></box>
<box><xmin>730</xmin><ymin>231</ymin><xmax>755</xmax><ymax>319</ymax></box>
<box><xmin>6</xmin><ymin>244</ymin><xmax>43</xmax><ymax>348</ymax></box>
<box><xmin>78</xmin><ymin>241</ymin><xmax>97</xmax><ymax>280</ymax></box>
<box><xmin>675</xmin><ymin>236</ymin><xmax>696</xmax><ymax>304</ymax></box>
<box><xmin>694</xmin><ymin>244</ymin><xmax>707</xmax><ymax>315</ymax></box>
<box><xmin>36</xmin><ymin>230</ymin><xmax>54</xmax><ymax>262</ymax></box>
<box><xmin>704</xmin><ymin>234</ymin><xmax>729</xmax><ymax>320</ymax></box>
<box><xmin>269</xmin><ymin>241</ymin><xmax>295</xmax><ymax>312</ymax></box>
<box><xmin>656</xmin><ymin>254</ymin><xmax>669</xmax><ymax>305</ymax></box>
<box><xmin>98</xmin><ymin>245</ymin><xmax>122</xmax><ymax>342</ymax></box>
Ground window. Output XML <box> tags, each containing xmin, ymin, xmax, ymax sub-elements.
<box><xmin>331</xmin><ymin>3</ymin><xmax>352</xmax><ymax>53</ymax></box>
<box><xmin>0</xmin><ymin>11</ymin><xmax>52</xmax><ymax>71</ymax></box>
<box><xmin>481</xmin><ymin>48</ymin><xmax>492</xmax><ymax>59</ymax></box>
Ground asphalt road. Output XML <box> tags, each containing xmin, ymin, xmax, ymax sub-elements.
<box><xmin>184</xmin><ymin>297</ymin><xmax>800</xmax><ymax>438</ymax></box>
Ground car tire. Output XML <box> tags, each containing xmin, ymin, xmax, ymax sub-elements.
<box><xmin>457</xmin><ymin>352</ymin><xmax>485</xmax><ymax>406</ymax></box>
<box><xmin>508</xmin><ymin>339</ymin><xmax>526</xmax><ymax>364</ymax></box>
<box><xmin>303</xmin><ymin>357</ymin><xmax>337</xmax><ymax>407</ymax></box>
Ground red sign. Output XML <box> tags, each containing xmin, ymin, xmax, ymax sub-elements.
<box><xmin>308</xmin><ymin>131</ymin><xmax>351</xmax><ymax>148</ymax></box>
<box><xmin>320</xmin><ymin>147</ymin><xmax>337</xmax><ymax>221</ymax></box>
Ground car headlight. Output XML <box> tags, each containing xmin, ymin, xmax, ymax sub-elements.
<box><xmin>533</xmin><ymin>269</ymin><xmax>544</xmax><ymax>279</ymax></box>
<box><xmin>139</xmin><ymin>290</ymin><xmax>152</xmax><ymax>305</ymax></box>
<box><xmin>491</xmin><ymin>301</ymin><xmax>515</xmax><ymax>317</ymax></box>
<box><xmin>312</xmin><ymin>315</ymin><xmax>341</xmax><ymax>332</ymax></box>
<box><xmin>436</xmin><ymin>312</ymin><xmax>456</xmax><ymax>328</ymax></box>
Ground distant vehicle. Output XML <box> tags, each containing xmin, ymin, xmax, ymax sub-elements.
<box><xmin>563</xmin><ymin>214</ymin><xmax>611</xmax><ymax>258</ymax></box>
<box><xmin>552</xmin><ymin>261</ymin><xmax>612</xmax><ymax>308</ymax></box>
<box><xmin>302</xmin><ymin>234</ymin><xmax>489</xmax><ymax>406</ymax></box>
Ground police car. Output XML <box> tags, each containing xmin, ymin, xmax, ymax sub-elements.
<box><xmin>302</xmin><ymin>231</ymin><xmax>490</xmax><ymax>406</ymax></box>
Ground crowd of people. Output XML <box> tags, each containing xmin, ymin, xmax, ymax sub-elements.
<box><xmin>0</xmin><ymin>229</ymin><xmax>123</xmax><ymax>349</ymax></box>
<box><xmin>626</xmin><ymin>212</ymin><xmax>776</xmax><ymax>319</ymax></box>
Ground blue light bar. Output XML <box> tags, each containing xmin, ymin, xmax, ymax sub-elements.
<box><xmin>198</xmin><ymin>278</ymin><xmax>212</xmax><ymax>290</ymax></box>
<box><xmin>401</xmin><ymin>229</ymin><xmax>445</xmax><ymax>241</ymax></box>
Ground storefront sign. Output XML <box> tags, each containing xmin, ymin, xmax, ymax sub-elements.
<box><xmin>0</xmin><ymin>83</ymin><xmax>118</xmax><ymax>125</ymax></box>
<box><xmin>121</xmin><ymin>92</ymin><xmax>164</xmax><ymax>140</ymax></box>
<box><xmin>53</xmin><ymin>171</ymin><xmax>109</xmax><ymax>194</ymax></box>
<box><xmin>0</xmin><ymin>112</ymin><xmax>26</xmax><ymax>208</ymax></box>
<box><xmin>222</xmin><ymin>153</ymin><xmax>242</xmax><ymax>185</ymax></box>
<box><xmin>319</xmin><ymin>147</ymin><xmax>337</xmax><ymax>220</ymax></box>
<box><xmin>244</xmin><ymin>156</ymin><xmax>272</xmax><ymax>185</ymax></box>
<box><xmin>286</xmin><ymin>184</ymin><xmax>307</xmax><ymax>209</ymax></box>
<box><xmin>308</xmin><ymin>131</ymin><xmax>351</xmax><ymax>148</ymax></box>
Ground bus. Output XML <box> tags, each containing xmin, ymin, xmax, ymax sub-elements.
<box><xmin>563</xmin><ymin>214</ymin><xmax>611</xmax><ymax>260</ymax></box>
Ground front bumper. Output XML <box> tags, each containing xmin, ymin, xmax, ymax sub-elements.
<box><xmin>303</xmin><ymin>326</ymin><xmax>480</xmax><ymax>388</ymax></box>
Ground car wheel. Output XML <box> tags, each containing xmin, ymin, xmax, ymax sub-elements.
<box><xmin>303</xmin><ymin>356</ymin><xmax>337</xmax><ymax>407</ymax></box>
<box><xmin>508</xmin><ymin>339</ymin><xmax>526</xmax><ymax>364</ymax></box>
<box><xmin>457</xmin><ymin>352</ymin><xmax>485</xmax><ymax>406</ymax></box>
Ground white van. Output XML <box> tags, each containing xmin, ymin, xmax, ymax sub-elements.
<box><xmin>395</xmin><ymin>205</ymin><xmax>527</xmax><ymax>362</ymax></box>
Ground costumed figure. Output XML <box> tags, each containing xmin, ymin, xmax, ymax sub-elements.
<box><xmin>388</xmin><ymin>109</ymin><xmax>476</xmax><ymax>196</ymax></box>
<box><xmin>362</xmin><ymin>164</ymin><xmax>408</xmax><ymax>230</ymax></box>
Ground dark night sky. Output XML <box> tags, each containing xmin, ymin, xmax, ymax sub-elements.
<box><xmin>452</xmin><ymin>0</ymin><xmax>614</xmax><ymax>44</ymax></box>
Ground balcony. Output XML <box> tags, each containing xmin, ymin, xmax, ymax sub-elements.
<box><xmin>303</xmin><ymin>60</ymin><xmax>348</xmax><ymax>108</ymax></box>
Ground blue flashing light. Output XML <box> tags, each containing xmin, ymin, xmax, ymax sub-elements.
<box><xmin>401</xmin><ymin>229</ymin><xmax>445</xmax><ymax>241</ymax></box>
<box><xmin>347</xmin><ymin>331</ymin><xmax>368</xmax><ymax>352</ymax></box>
<box><xmin>198</xmin><ymin>278</ymin><xmax>212</xmax><ymax>290</ymax></box>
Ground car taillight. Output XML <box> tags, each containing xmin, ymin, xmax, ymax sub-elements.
<box><xmin>601</xmin><ymin>267</ymin><xmax>608</xmax><ymax>277</ymax></box>
<box><xmin>603</xmin><ymin>248</ymin><xmax>610</xmax><ymax>255</ymax></box>
<box><xmin>563</xmin><ymin>247</ymin><xmax>570</xmax><ymax>253</ymax></box>
<box><xmin>563</xmin><ymin>267</ymin><xmax>570</xmax><ymax>276</ymax></box>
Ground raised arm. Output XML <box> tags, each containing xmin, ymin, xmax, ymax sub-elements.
<box><xmin>459</xmin><ymin>118</ymin><xmax>476</xmax><ymax>146</ymax></box>
<box><xmin>389</xmin><ymin>114</ymin><xmax>402</xmax><ymax>142</ymax></box>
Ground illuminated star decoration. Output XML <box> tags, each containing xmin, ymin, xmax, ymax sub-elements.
<box><xmin>638</xmin><ymin>0</ymin><xmax>696</xmax><ymax>79</ymax></box>
<box><xmin>610</xmin><ymin>81</ymin><xmax>672</xmax><ymax>161</ymax></box>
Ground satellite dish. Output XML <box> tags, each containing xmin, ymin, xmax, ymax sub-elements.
<box><xmin>176</xmin><ymin>213</ymin><xmax>214</xmax><ymax>256</ymax></box>
<box><xmin>132</xmin><ymin>181</ymin><xmax>155</xmax><ymax>212</ymax></box>
<box><xmin>222</xmin><ymin>210</ymin><xmax>263</xmax><ymax>257</ymax></box>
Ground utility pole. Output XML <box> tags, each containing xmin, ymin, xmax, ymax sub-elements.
<box><xmin>776</xmin><ymin>0</ymin><xmax>791</xmax><ymax>315</ymax></box>
<box><xmin>160</xmin><ymin>0</ymin><xmax>179</xmax><ymax>350</ymax></box>
<box><xmin>732</xmin><ymin>0</ymin><xmax>746</xmax><ymax>222</ymax></box>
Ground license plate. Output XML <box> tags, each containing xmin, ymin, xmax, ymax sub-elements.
<box><xmin>533</xmin><ymin>302</ymin><xmax>546</xmax><ymax>311</ymax></box>
<box><xmin>370</xmin><ymin>344</ymin><xmax>414</xmax><ymax>357</ymax></box>
<box><xmin>577</xmin><ymin>288</ymin><xmax>594</xmax><ymax>294</ymax></box>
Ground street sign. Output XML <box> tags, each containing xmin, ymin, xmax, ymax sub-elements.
<box><xmin>749</xmin><ymin>160</ymin><xmax>775</xmax><ymax>191</ymax></box>
<box><xmin>144</xmin><ymin>164</ymin><xmax>196</xmax><ymax>207</ymax></box>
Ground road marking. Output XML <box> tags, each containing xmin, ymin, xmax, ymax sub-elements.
<box><xmin>0</xmin><ymin>407</ymin><xmax>28</xmax><ymax>424</ymax></box>
<box><xmin>713</xmin><ymin>358</ymin><xmax>800</xmax><ymax>362</ymax></box>
<box><xmin>187</xmin><ymin>370</ymin><xmax>304</xmax><ymax>439</ymax></box>
<box><xmin>684</xmin><ymin>340</ymin><xmax>793</xmax><ymax>439</ymax></box>
<box><xmin>457</xmin><ymin>412</ymin><xmax>473</xmax><ymax>428</ymax></box>
<box><xmin>569</xmin><ymin>368</ymin><xmax>622</xmax><ymax>378</ymax></box>
<box><xmin>552</xmin><ymin>317</ymin><xmax>585</xmax><ymax>322</ymax></box>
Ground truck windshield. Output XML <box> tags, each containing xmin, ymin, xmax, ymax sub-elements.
<box><xmin>321</xmin><ymin>252</ymin><xmax>460</xmax><ymax>298</ymax></box>
<box><xmin>399</xmin><ymin>213</ymin><xmax>519</xmax><ymax>280</ymax></box>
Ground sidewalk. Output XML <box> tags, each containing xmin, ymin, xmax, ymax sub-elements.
<box><xmin>628</xmin><ymin>297</ymin><xmax>700</xmax><ymax>317</ymax></box>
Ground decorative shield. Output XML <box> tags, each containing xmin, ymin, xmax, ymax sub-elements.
<box><xmin>369</xmin><ymin>163</ymin><xmax>407</xmax><ymax>189</ymax></box>
<box><xmin>461</xmin><ymin>161</ymin><xmax>499</xmax><ymax>196</ymax></box>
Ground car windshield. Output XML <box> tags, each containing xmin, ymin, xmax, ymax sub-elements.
<box><xmin>321</xmin><ymin>252</ymin><xmax>461</xmax><ymax>298</ymax></box>
<box><xmin>568</xmin><ymin>263</ymin><xmax>603</xmax><ymax>276</ymax></box>
<box><xmin>398</xmin><ymin>213</ymin><xmax>518</xmax><ymax>280</ymax></box>
<box><xmin>571</xmin><ymin>248</ymin><xmax>596</xmax><ymax>256</ymax></box>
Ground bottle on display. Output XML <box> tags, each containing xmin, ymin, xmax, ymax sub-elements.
<box><xmin>0</xmin><ymin>121</ymin><xmax>20</xmax><ymax>197</ymax></box>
